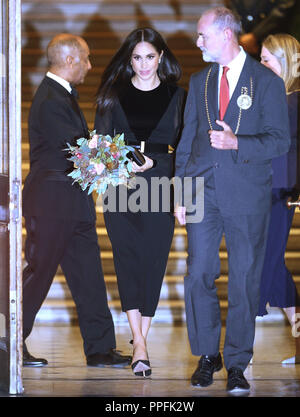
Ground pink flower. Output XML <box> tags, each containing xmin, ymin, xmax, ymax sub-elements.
<box><xmin>93</xmin><ymin>162</ymin><xmax>105</xmax><ymax>175</ymax></box>
<box><xmin>76</xmin><ymin>152</ymin><xmax>82</xmax><ymax>159</ymax></box>
<box><xmin>88</xmin><ymin>135</ymin><xmax>99</xmax><ymax>149</ymax></box>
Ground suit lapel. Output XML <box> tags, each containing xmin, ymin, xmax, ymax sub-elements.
<box><xmin>206</xmin><ymin>64</ymin><xmax>220</xmax><ymax>129</ymax></box>
<box><xmin>69</xmin><ymin>95</ymin><xmax>89</xmax><ymax>136</ymax></box>
<box><xmin>44</xmin><ymin>77</ymin><xmax>89</xmax><ymax>136</ymax></box>
<box><xmin>223</xmin><ymin>55</ymin><xmax>253</xmax><ymax>126</ymax></box>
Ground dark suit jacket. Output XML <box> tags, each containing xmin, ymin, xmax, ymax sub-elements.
<box><xmin>23</xmin><ymin>76</ymin><xmax>96</xmax><ymax>221</ymax></box>
<box><xmin>175</xmin><ymin>54</ymin><xmax>291</xmax><ymax>216</ymax></box>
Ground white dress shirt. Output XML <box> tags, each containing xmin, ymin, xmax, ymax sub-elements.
<box><xmin>46</xmin><ymin>71</ymin><xmax>72</xmax><ymax>94</ymax></box>
<box><xmin>217</xmin><ymin>47</ymin><xmax>247</xmax><ymax>108</ymax></box>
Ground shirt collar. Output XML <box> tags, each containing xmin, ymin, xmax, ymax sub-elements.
<box><xmin>220</xmin><ymin>46</ymin><xmax>246</xmax><ymax>72</ymax></box>
<box><xmin>46</xmin><ymin>71</ymin><xmax>72</xmax><ymax>94</ymax></box>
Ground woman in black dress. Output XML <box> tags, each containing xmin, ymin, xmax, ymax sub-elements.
<box><xmin>94</xmin><ymin>28</ymin><xmax>185</xmax><ymax>377</ymax></box>
<box><xmin>259</xmin><ymin>34</ymin><xmax>300</xmax><ymax>363</ymax></box>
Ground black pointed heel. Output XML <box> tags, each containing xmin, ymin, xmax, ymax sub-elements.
<box><xmin>131</xmin><ymin>359</ymin><xmax>152</xmax><ymax>377</ymax></box>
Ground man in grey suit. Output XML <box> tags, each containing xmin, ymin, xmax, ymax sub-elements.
<box><xmin>175</xmin><ymin>7</ymin><xmax>290</xmax><ymax>393</ymax></box>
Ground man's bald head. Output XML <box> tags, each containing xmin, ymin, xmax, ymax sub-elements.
<box><xmin>46</xmin><ymin>33</ymin><xmax>91</xmax><ymax>85</ymax></box>
<box><xmin>47</xmin><ymin>34</ymin><xmax>87</xmax><ymax>69</ymax></box>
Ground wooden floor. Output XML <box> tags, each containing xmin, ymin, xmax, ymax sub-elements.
<box><xmin>8</xmin><ymin>321</ymin><xmax>300</xmax><ymax>398</ymax></box>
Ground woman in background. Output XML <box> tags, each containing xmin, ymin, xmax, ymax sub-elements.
<box><xmin>258</xmin><ymin>33</ymin><xmax>300</xmax><ymax>363</ymax></box>
<box><xmin>94</xmin><ymin>28</ymin><xmax>185</xmax><ymax>377</ymax></box>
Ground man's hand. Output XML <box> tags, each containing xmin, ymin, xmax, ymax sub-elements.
<box><xmin>174</xmin><ymin>205</ymin><xmax>186</xmax><ymax>225</ymax></box>
<box><xmin>209</xmin><ymin>120</ymin><xmax>238</xmax><ymax>150</ymax></box>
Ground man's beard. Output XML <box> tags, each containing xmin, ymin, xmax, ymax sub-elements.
<box><xmin>201</xmin><ymin>48</ymin><xmax>218</xmax><ymax>63</ymax></box>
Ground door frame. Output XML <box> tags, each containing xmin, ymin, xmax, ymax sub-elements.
<box><xmin>1</xmin><ymin>0</ymin><xmax>23</xmax><ymax>395</ymax></box>
<box><xmin>9</xmin><ymin>0</ymin><xmax>23</xmax><ymax>395</ymax></box>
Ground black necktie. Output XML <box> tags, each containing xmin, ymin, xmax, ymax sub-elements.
<box><xmin>71</xmin><ymin>86</ymin><xmax>79</xmax><ymax>99</ymax></box>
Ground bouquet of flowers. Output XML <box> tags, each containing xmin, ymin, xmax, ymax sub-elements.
<box><xmin>66</xmin><ymin>130</ymin><xmax>135</xmax><ymax>196</ymax></box>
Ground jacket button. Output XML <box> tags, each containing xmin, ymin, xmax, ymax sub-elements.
<box><xmin>243</xmin><ymin>160</ymin><xmax>249</xmax><ymax>163</ymax></box>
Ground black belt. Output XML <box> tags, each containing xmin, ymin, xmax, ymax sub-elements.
<box><xmin>127</xmin><ymin>142</ymin><xmax>169</xmax><ymax>154</ymax></box>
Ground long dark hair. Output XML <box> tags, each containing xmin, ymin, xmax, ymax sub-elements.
<box><xmin>96</xmin><ymin>27</ymin><xmax>182</xmax><ymax>114</ymax></box>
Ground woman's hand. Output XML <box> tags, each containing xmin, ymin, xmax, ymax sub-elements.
<box><xmin>131</xmin><ymin>154</ymin><xmax>154</xmax><ymax>173</ymax></box>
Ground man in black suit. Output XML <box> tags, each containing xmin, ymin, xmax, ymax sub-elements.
<box><xmin>175</xmin><ymin>7</ymin><xmax>290</xmax><ymax>393</ymax></box>
<box><xmin>22</xmin><ymin>34</ymin><xmax>131</xmax><ymax>368</ymax></box>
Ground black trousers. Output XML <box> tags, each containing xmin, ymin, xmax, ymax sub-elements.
<box><xmin>23</xmin><ymin>216</ymin><xmax>116</xmax><ymax>357</ymax></box>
